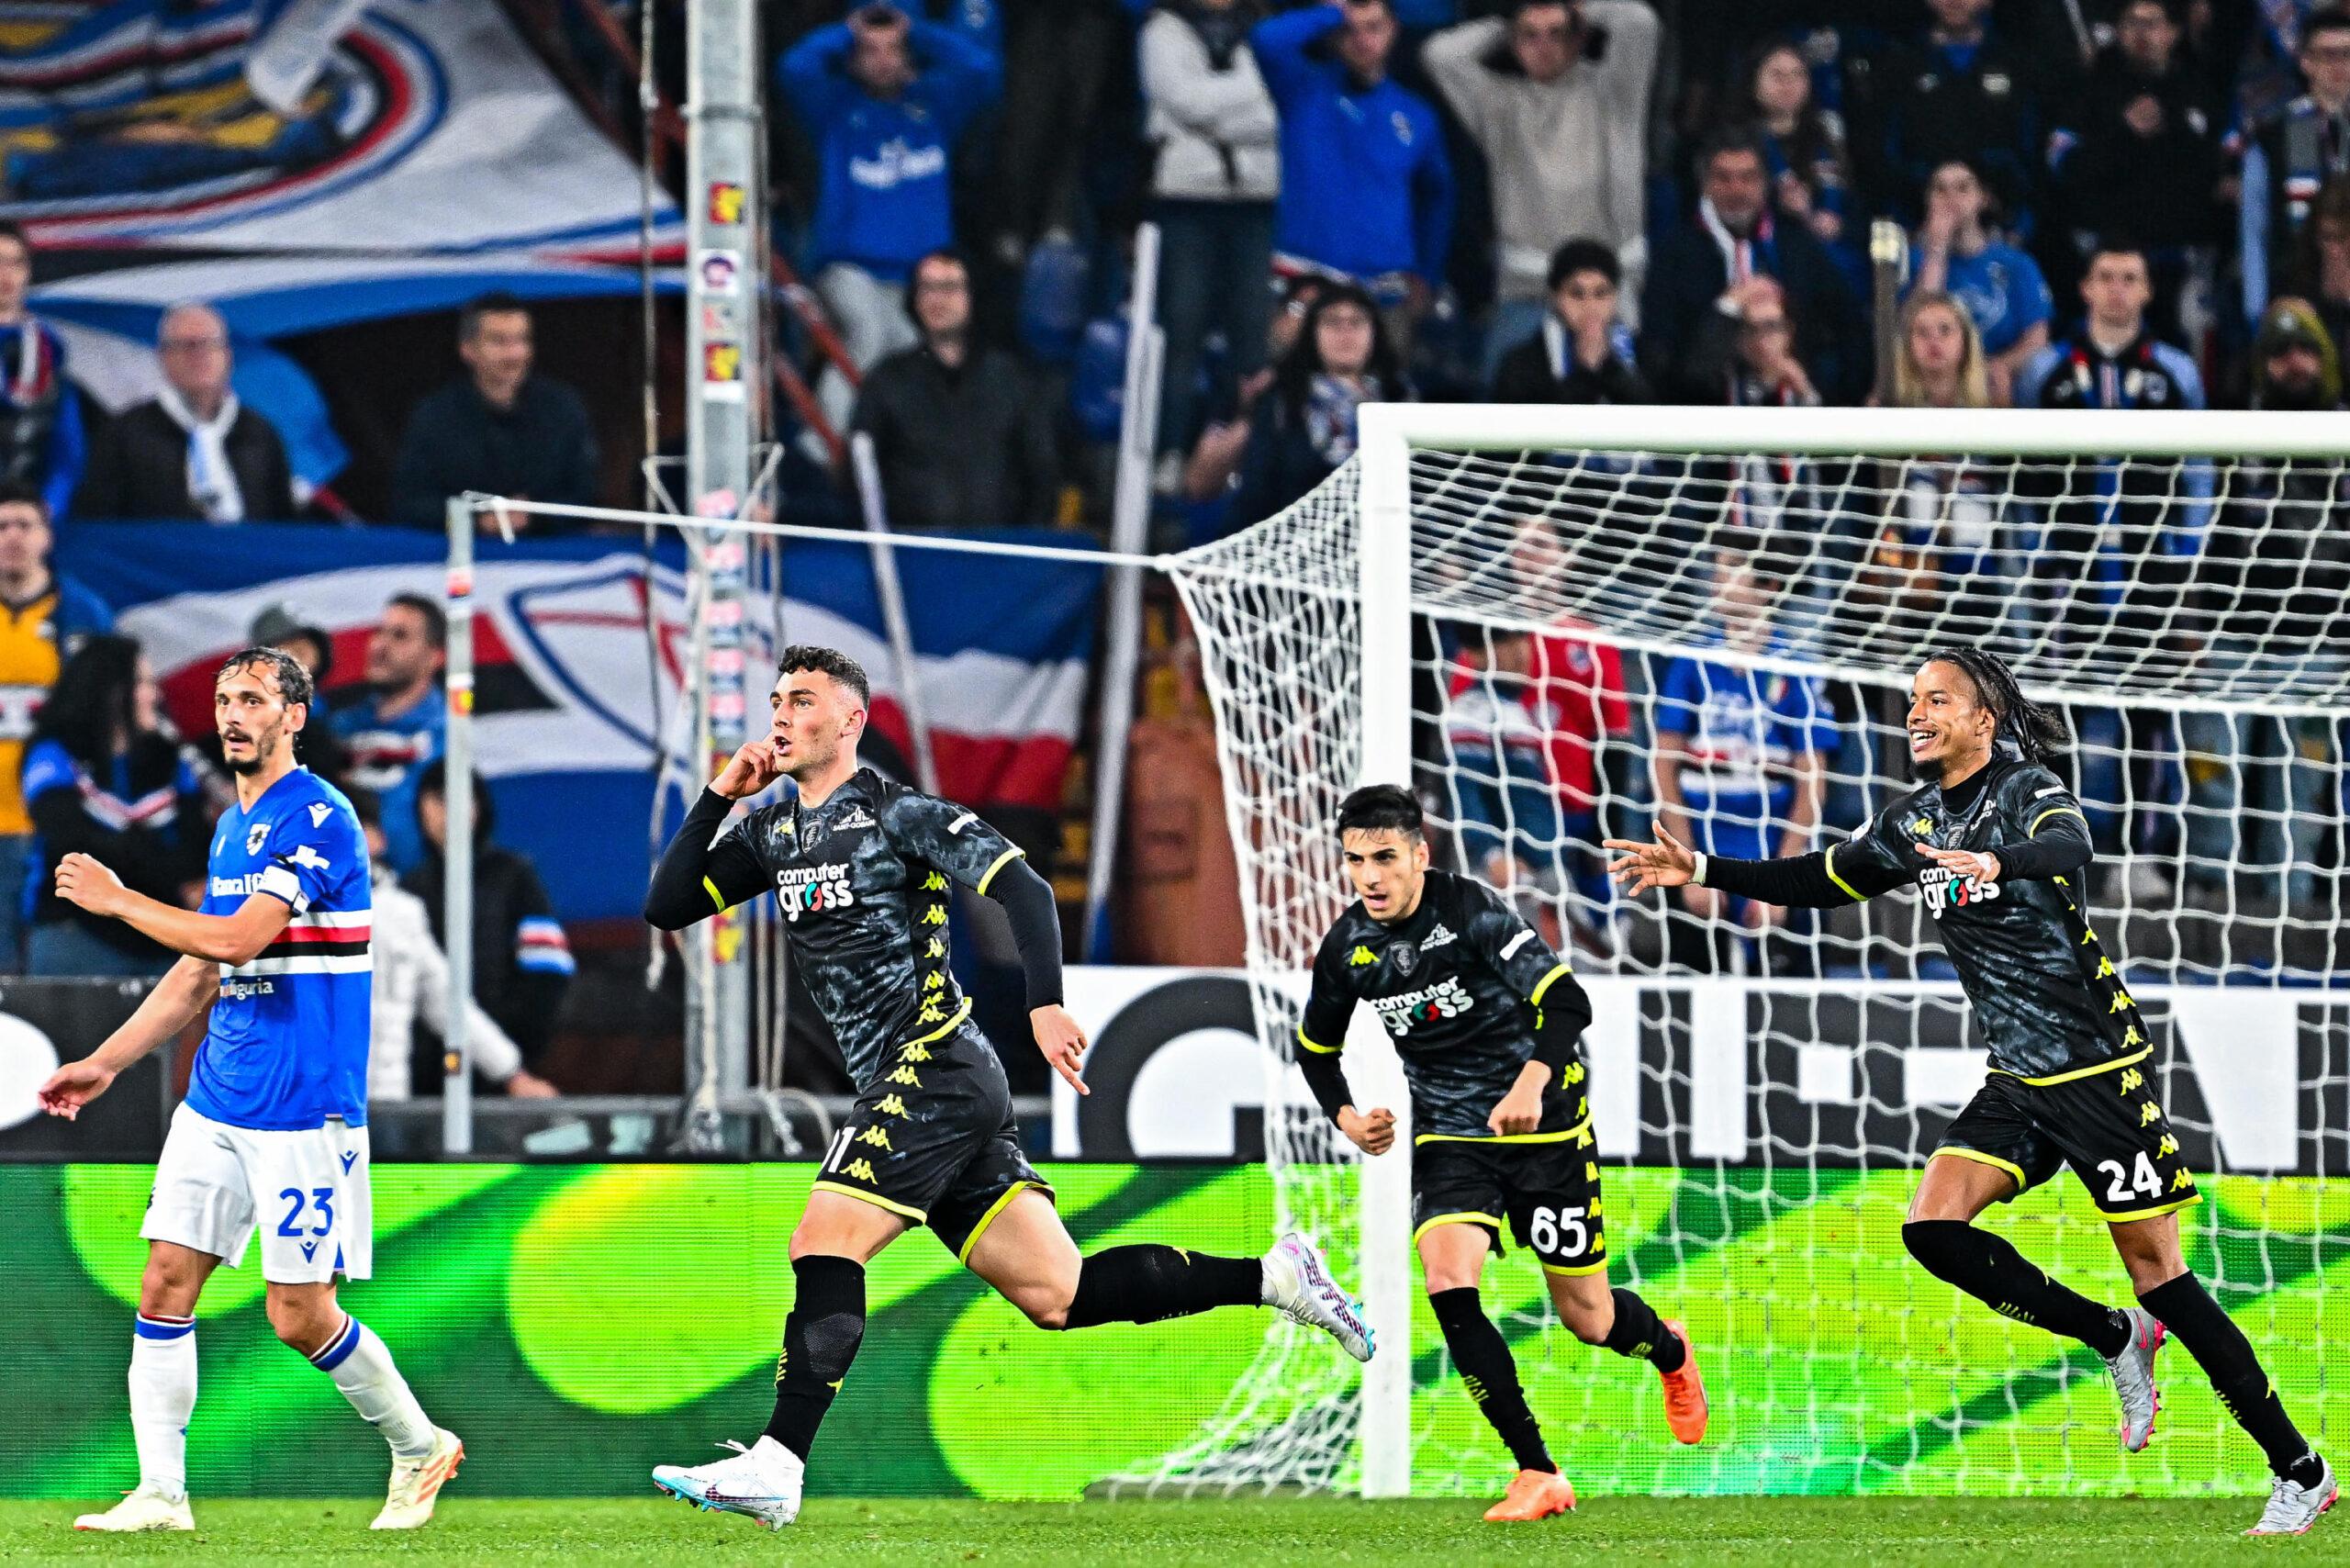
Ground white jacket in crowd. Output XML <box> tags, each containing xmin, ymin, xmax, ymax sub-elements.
<box><xmin>367</xmin><ymin>871</ymin><xmax>530</xmax><ymax>1103</ymax></box>
<box><xmin>1140</xmin><ymin>6</ymin><xmax>1281</xmax><ymax>204</ymax></box>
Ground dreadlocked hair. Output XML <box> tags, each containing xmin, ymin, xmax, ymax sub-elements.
<box><xmin>1922</xmin><ymin>645</ymin><xmax>2069</xmax><ymax>766</ymax></box>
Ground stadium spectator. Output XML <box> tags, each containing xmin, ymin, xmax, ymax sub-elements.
<box><xmin>1667</xmin><ymin>274</ymin><xmax>1818</xmax><ymax>408</ymax></box>
<box><xmin>1420</xmin><ymin>0</ymin><xmax>1657</xmax><ymax>366</ymax></box>
<box><xmin>22</xmin><ymin>636</ymin><xmax>206</xmax><ymax>979</ymax></box>
<box><xmin>74</xmin><ymin>304</ymin><xmax>297</xmax><ymax>523</ymax></box>
<box><xmin>1641</xmin><ymin>127</ymin><xmax>1867</xmax><ymax>405</ymax></box>
<box><xmin>1490</xmin><ymin>238</ymin><xmax>1654</xmax><ymax>402</ymax></box>
<box><xmin>1232</xmin><ymin>281</ymin><xmax>1407</xmax><ymax>524</ymax></box>
<box><xmin>1865</xmin><ymin>293</ymin><xmax>2005</xmax><ymax>630</ymax></box>
<box><xmin>0</xmin><ymin>223</ymin><xmax>83</xmax><ymax>522</ymax></box>
<box><xmin>1907</xmin><ymin>159</ymin><xmax>2053</xmax><ymax>405</ymax></box>
<box><xmin>2016</xmin><ymin>240</ymin><xmax>2204</xmax><ymax>884</ymax></box>
<box><xmin>403</xmin><ymin>758</ymin><xmax>575</xmax><ymax>1078</ymax></box>
<box><xmin>2046</xmin><ymin>0</ymin><xmax>2226</xmax><ymax>326</ymax></box>
<box><xmin>1863</xmin><ymin>0</ymin><xmax>2042</xmax><ymax>230</ymax></box>
<box><xmin>1733</xmin><ymin>39</ymin><xmax>1852</xmax><ymax>252</ymax></box>
<box><xmin>0</xmin><ymin>485</ymin><xmax>108</xmax><ymax>970</ymax></box>
<box><xmin>2242</xmin><ymin>6</ymin><xmax>2350</xmax><ymax>327</ymax></box>
<box><xmin>329</xmin><ymin>592</ymin><xmax>445</xmax><ymax>876</ymax></box>
<box><xmin>1177</xmin><ymin>274</ymin><xmax>1321</xmax><ymax>542</ymax></box>
<box><xmin>245</xmin><ymin>602</ymin><xmax>349</xmax><ymax>793</ymax></box>
<box><xmin>1253</xmin><ymin>0</ymin><xmax>1455</xmax><ymax>345</ymax></box>
<box><xmin>1140</xmin><ymin>0</ymin><xmax>1281</xmax><ymax>470</ymax></box>
<box><xmin>2182</xmin><ymin>297</ymin><xmax>2350</xmax><ymax>903</ymax></box>
<box><xmin>1650</xmin><ymin>556</ymin><xmax>1836</xmax><ymax>976</ymax></box>
<box><xmin>849</xmin><ymin>250</ymin><xmax>1058</xmax><ymax>528</ymax></box>
<box><xmin>389</xmin><ymin>294</ymin><xmax>599</xmax><ymax>530</ymax></box>
<box><xmin>781</xmin><ymin>2</ymin><xmax>1000</xmax><ymax>394</ymax></box>
<box><xmin>2290</xmin><ymin>175</ymin><xmax>2350</xmax><ymax>364</ymax></box>
<box><xmin>348</xmin><ymin>788</ymin><xmax>556</xmax><ymax>1108</ymax></box>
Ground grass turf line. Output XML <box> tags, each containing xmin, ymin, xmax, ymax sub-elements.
<box><xmin>0</xmin><ymin>1496</ymin><xmax>2311</xmax><ymax>1566</ymax></box>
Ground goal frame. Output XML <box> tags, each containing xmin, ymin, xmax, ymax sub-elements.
<box><xmin>1348</xmin><ymin>399</ymin><xmax>2350</xmax><ymax>1495</ymax></box>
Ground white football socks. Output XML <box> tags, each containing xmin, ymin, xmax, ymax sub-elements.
<box><xmin>129</xmin><ymin>1315</ymin><xmax>196</xmax><ymax>1500</ymax></box>
<box><xmin>308</xmin><ymin>1315</ymin><xmax>435</xmax><ymax>1461</ymax></box>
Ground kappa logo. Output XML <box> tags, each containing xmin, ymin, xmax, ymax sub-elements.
<box><xmin>1348</xmin><ymin>945</ymin><xmax>1379</xmax><ymax>967</ymax></box>
<box><xmin>308</xmin><ymin>802</ymin><xmax>333</xmax><ymax>827</ymax></box>
<box><xmin>1423</xmin><ymin>923</ymin><xmax>1456</xmax><ymax>950</ymax></box>
<box><xmin>1908</xmin><ymin>816</ymin><xmax>1935</xmax><ymax>838</ymax></box>
<box><xmin>246</xmin><ymin>822</ymin><xmax>269</xmax><ymax>855</ymax></box>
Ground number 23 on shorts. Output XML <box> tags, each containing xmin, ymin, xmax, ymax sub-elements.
<box><xmin>276</xmin><ymin>1186</ymin><xmax>337</xmax><ymax>1238</ymax></box>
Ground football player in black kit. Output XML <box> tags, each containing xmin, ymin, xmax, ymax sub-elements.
<box><xmin>1608</xmin><ymin>646</ymin><xmax>2335</xmax><ymax>1539</ymax></box>
<box><xmin>640</xmin><ymin>647</ymin><xmax>1371</xmax><ymax>1530</ymax></box>
<box><xmin>1299</xmin><ymin>784</ymin><xmax>1709</xmax><ymax>1524</ymax></box>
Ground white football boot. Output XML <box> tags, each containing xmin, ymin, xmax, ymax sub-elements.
<box><xmin>2105</xmin><ymin>1307</ymin><xmax>2165</xmax><ymax>1452</ymax></box>
<box><xmin>73</xmin><ymin>1484</ymin><xmax>194</xmax><ymax>1532</ymax></box>
<box><xmin>1264</xmin><ymin>1232</ymin><xmax>1374</xmax><ymax>1362</ymax></box>
<box><xmin>2247</xmin><ymin>1458</ymin><xmax>2337</xmax><ymax>1537</ymax></box>
<box><xmin>371</xmin><ymin>1427</ymin><xmax>464</xmax><ymax>1529</ymax></box>
<box><xmin>653</xmin><ymin>1436</ymin><xmax>805</xmax><ymax>1530</ymax></box>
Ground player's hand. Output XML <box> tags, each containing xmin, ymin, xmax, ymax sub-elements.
<box><xmin>1336</xmin><ymin>1104</ymin><xmax>1396</xmax><ymax>1156</ymax></box>
<box><xmin>37</xmin><ymin>1058</ymin><xmax>116</xmax><ymax>1120</ymax></box>
<box><xmin>54</xmin><ymin>853</ymin><xmax>128</xmax><ymax>918</ymax></box>
<box><xmin>504</xmin><ymin>1070</ymin><xmax>560</xmax><ymax>1099</ymax></box>
<box><xmin>1919</xmin><ymin>845</ymin><xmax>2001</xmax><ymax>884</ymax></box>
<box><xmin>711</xmin><ymin>737</ymin><xmax>784</xmax><ymax>800</ymax></box>
<box><xmin>1032</xmin><ymin>1004</ymin><xmax>1089</xmax><ymax>1096</ymax></box>
<box><xmin>1487</xmin><ymin>1063</ymin><xmax>1547</xmax><ymax>1137</ymax></box>
<box><xmin>1604</xmin><ymin>824</ymin><xmax>1698</xmax><ymax>895</ymax></box>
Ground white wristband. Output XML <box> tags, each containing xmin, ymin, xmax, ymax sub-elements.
<box><xmin>1690</xmin><ymin>852</ymin><xmax>1709</xmax><ymax>888</ymax></box>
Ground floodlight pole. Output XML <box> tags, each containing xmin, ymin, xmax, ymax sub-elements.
<box><xmin>442</xmin><ymin>494</ymin><xmax>476</xmax><ymax>1156</ymax></box>
<box><xmin>681</xmin><ymin>0</ymin><xmax>763</xmax><ymax>1151</ymax></box>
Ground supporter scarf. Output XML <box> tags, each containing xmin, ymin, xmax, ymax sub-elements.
<box><xmin>155</xmin><ymin>383</ymin><xmax>245</xmax><ymax>523</ymax></box>
<box><xmin>1305</xmin><ymin>373</ymin><xmax>1378</xmax><ymax>466</ymax></box>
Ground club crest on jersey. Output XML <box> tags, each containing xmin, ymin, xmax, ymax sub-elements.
<box><xmin>1424</xmin><ymin>923</ymin><xmax>1456</xmax><ymax>949</ymax></box>
<box><xmin>245</xmin><ymin>822</ymin><xmax>269</xmax><ymax>856</ymax></box>
<box><xmin>1391</xmin><ymin>941</ymin><xmax>1418</xmax><ymax>977</ymax></box>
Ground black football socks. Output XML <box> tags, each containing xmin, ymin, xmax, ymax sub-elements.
<box><xmin>2141</xmin><ymin>1273</ymin><xmax>2324</xmax><ymax>1487</ymax></box>
<box><xmin>765</xmin><ymin>1254</ymin><xmax>867</xmax><ymax>1459</ymax></box>
<box><xmin>1063</xmin><ymin>1244</ymin><xmax>1264</xmax><ymax>1327</ymax></box>
<box><xmin>1903</xmin><ymin>1221</ymin><xmax>2132</xmax><ymax>1357</ymax></box>
<box><xmin>1431</xmin><ymin>1287</ymin><xmax>1554</xmax><ymax>1474</ymax></box>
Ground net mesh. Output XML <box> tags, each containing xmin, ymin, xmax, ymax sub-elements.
<box><xmin>1135</xmin><ymin>436</ymin><xmax>2350</xmax><ymax>1498</ymax></box>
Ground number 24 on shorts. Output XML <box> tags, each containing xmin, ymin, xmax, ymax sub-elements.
<box><xmin>1530</xmin><ymin>1204</ymin><xmax>1590</xmax><ymax>1258</ymax></box>
<box><xmin>276</xmin><ymin>1186</ymin><xmax>336</xmax><ymax>1238</ymax></box>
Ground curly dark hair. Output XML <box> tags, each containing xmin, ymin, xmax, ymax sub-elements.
<box><xmin>777</xmin><ymin>644</ymin><xmax>871</xmax><ymax>707</ymax></box>
<box><xmin>215</xmin><ymin>644</ymin><xmax>316</xmax><ymax>711</ymax></box>
<box><xmin>34</xmin><ymin>635</ymin><xmax>146</xmax><ymax>765</ymax></box>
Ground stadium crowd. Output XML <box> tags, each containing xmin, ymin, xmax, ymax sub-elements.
<box><xmin>0</xmin><ymin>0</ymin><xmax>2342</xmax><ymax>1041</ymax></box>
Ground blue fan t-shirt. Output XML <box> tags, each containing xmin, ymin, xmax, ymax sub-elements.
<box><xmin>185</xmin><ymin>767</ymin><xmax>373</xmax><ymax>1132</ymax></box>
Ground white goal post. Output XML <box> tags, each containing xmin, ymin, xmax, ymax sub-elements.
<box><xmin>1147</xmin><ymin>401</ymin><xmax>2350</xmax><ymax>1501</ymax></box>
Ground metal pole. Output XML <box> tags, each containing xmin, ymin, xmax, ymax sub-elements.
<box><xmin>849</xmin><ymin>431</ymin><xmax>938</xmax><ymax>793</ymax></box>
<box><xmin>679</xmin><ymin>0</ymin><xmax>762</xmax><ymax>1152</ymax></box>
<box><xmin>441</xmin><ymin>494</ymin><xmax>476</xmax><ymax>1156</ymax></box>
<box><xmin>1081</xmin><ymin>221</ymin><xmax>1165</xmax><ymax>955</ymax></box>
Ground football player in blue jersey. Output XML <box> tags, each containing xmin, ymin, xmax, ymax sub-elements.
<box><xmin>37</xmin><ymin>646</ymin><xmax>461</xmax><ymax>1534</ymax></box>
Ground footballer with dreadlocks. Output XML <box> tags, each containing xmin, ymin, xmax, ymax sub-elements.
<box><xmin>1606</xmin><ymin>647</ymin><xmax>2334</xmax><ymax>1539</ymax></box>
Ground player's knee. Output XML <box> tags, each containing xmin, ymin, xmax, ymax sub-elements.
<box><xmin>1902</xmin><ymin>1218</ymin><xmax>1972</xmax><ymax>1280</ymax></box>
<box><xmin>1025</xmin><ymin>1296</ymin><xmax>1075</xmax><ymax>1331</ymax></box>
<box><xmin>263</xmin><ymin>1292</ymin><xmax>338</xmax><ymax>1351</ymax></box>
<box><xmin>1559</xmin><ymin>1301</ymin><xmax>1613</xmax><ymax>1346</ymax></box>
<box><xmin>138</xmin><ymin>1260</ymin><xmax>201</xmax><ymax>1317</ymax></box>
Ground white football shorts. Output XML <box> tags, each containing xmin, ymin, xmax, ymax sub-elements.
<box><xmin>140</xmin><ymin>1103</ymin><xmax>374</xmax><ymax>1283</ymax></box>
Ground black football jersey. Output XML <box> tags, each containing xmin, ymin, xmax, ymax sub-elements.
<box><xmin>1300</xmin><ymin>869</ymin><xmax>1588</xmax><ymax>1140</ymax></box>
<box><xmin>1828</xmin><ymin>759</ymin><xmax>2145</xmax><ymax>1082</ymax></box>
<box><xmin>697</xmin><ymin>767</ymin><xmax>1028</xmax><ymax>1088</ymax></box>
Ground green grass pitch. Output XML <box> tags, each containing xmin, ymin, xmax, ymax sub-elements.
<box><xmin>0</xmin><ymin>1495</ymin><xmax>2319</xmax><ymax>1566</ymax></box>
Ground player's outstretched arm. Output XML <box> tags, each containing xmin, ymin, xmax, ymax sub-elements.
<box><xmin>1605</xmin><ymin>823</ymin><xmax>1902</xmax><ymax>909</ymax></box>
<box><xmin>55</xmin><ymin>853</ymin><xmax>290</xmax><ymax>964</ymax></box>
<box><xmin>978</xmin><ymin>855</ymin><xmax>1091</xmax><ymax>1096</ymax></box>
<box><xmin>36</xmin><ymin>954</ymin><xmax>218</xmax><ymax>1118</ymax></box>
<box><xmin>643</xmin><ymin>740</ymin><xmax>778</xmax><ymax>930</ymax></box>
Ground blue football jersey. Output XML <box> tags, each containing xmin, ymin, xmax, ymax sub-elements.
<box><xmin>185</xmin><ymin>767</ymin><xmax>373</xmax><ymax>1132</ymax></box>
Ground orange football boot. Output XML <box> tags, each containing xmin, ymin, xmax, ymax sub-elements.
<box><xmin>1482</xmin><ymin>1468</ymin><xmax>1575</xmax><ymax>1522</ymax></box>
<box><xmin>1658</xmin><ymin>1318</ymin><xmax>1708</xmax><ymax>1444</ymax></box>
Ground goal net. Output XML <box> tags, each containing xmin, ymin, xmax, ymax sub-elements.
<box><xmin>1138</xmin><ymin>403</ymin><xmax>2350</xmax><ymax>1499</ymax></box>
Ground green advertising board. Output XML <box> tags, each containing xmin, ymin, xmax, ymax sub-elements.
<box><xmin>3</xmin><ymin>1164</ymin><xmax>2339</xmax><ymax>1499</ymax></box>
